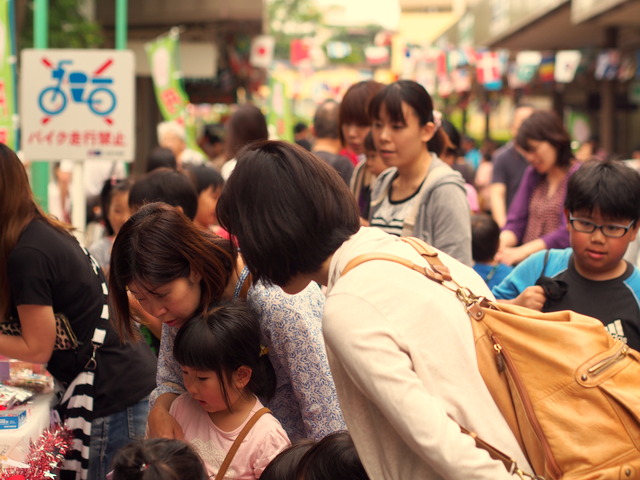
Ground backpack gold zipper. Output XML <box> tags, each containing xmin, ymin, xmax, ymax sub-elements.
<box><xmin>587</xmin><ymin>344</ymin><xmax>629</xmax><ymax>377</ymax></box>
<box><xmin>492</xmin><ymin>334</ymin><xmax>562</xmax><ymax>480</ymax></box>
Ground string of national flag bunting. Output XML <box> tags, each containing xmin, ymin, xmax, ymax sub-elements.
<box><xmin>249</xmin><ymin>34</ymin><xmax>640</xmax><ymax>97</ymax></box>
<box><xmin>403</xmin><ymin>47</ymin><xmax>640</xmax><ymax>97</ymax></box>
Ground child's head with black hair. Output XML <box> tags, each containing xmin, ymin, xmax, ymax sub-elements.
<box><xmin>295</xmin><ymin>431</ymin><xmax>368</xmax><ymax>480</ymax></box>
<box><xmin>564</xmin><ymin>159</ymin><xmax>640</xmax><ymax>280</ymax></box>
<box><xmin>363</xmin><ymin>131</ymin><xmax>386</xmax><ymax>177</ymax></box>
<box><xmin>128</xmin><ymin>168</ymin><xmax>198</xmax><ymax>220</ymax></box>
<box><xmin>471</xmin><ymin>213</ymin><xmax>501</xmax><ymax>264</ymax></box>
<box><xmin>565</xmin><ymin>159</ymin><xmax>640</xmax><ymax>224</ymax></box>
<box><xmin>184</xmin><ymin>165</ymin><xmax>225</xmax><ymax>230</ymax></box>
<box><xmin>147</xmin><ymin>146</ymin><xmax>177</xmax><ymax>173</ymax></box>
<box><xmin>260</xmin><ymin>440</ymin><xmax>317</xmax><ymax>480</ymax></box>
<box><xmin>173</xmin><ymin>300</ymin><xmax>277</xmax><ymax>412</ymax></box>
<box><xmin>110</xmin><ymin>438</ymin><xmax>208</xmax><ymax>480</ymax></box>
<box><xmin>100</xmin><ymin>178</ymin><xmax>133</xmax><ymax>236</ymax></box>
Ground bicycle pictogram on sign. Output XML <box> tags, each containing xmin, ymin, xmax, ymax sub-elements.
<box><xmin>38</xmin><ymin>57</ymin><xmax>117</xmax><ymax>125</ymax></box>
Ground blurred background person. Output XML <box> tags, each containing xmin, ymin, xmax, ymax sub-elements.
<box><xmin>497</xmin><ymin>110</ymin><xmax>580</xmax><ymax>266</ymax></box>
<box><xmin>311</xmin><ymin>99</ymin><xmax>354</xmax><ymax>185</ymax></box>
<box><xmin>490</xmin><ymin>105</ymin><xmax>535</xmax><ymax>227</ymax></box>
<box><xmin>157</xmin><ymin>120</ymin><xmax>205</xmax><ymax>170</ymax></box>
<box><xmin>221</xmin><ymin>104</ymin><xmax>269</xmax><ymax>180</ymax></box>
<box><xmin>293</xmin><ymin>121</ymin><xmax>312</xmax><ymax>151</ymax></box>
<box><xmin>198</xmin><ymin>123</ymin><xmax>226</xmax><ymax>171</ymax></box>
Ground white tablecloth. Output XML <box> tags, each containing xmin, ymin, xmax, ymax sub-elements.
<box><xmin>0</xmin><ymin>392</ymin><xmax>55</xmax><ymax>463</ymax></box>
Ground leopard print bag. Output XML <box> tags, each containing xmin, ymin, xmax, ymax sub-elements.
<box><xmin>0</xmin><ymin>313</ymin><xmax>79</xmax><ymax>350</ymax></box>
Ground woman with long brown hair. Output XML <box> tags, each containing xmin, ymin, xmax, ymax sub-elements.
<box><xmin>0</xmin><ymin>144</ymin><xmax>156</xmax><ymax>480</ymax></box>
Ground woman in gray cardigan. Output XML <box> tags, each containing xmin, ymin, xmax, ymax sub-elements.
<box><xmin>368</xmin><ymin>80</ymin><xmax>473</xmax><ymax>266</ymax></box>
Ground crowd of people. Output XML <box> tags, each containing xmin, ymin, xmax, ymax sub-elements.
<box><xmin>1</xmin><ymin>78</ymin><xmax>640</xmax><ymax>479</ymax></box>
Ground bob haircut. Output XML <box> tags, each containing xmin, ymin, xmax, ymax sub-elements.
<box><xmin>216</xmin><ymin>140</ymin><xmax>360</xmax><ymax>287</ymax></box>
<box><xmin>111</xmin><ymin>438</ymin><xmax>208</xmax><ymax>480</ymax></box>
<box><xmin>515</xmin><ymin>110</ymin><xmax>573</xmax><ymax>168</ymax></box>
<box><xmin>109</xmin><ymin>202</ymin><xmax>234</xmax><ymax>341</ymax></box>
<box><xmin>368</xmin><ymin>80</ymin><xmax>448</xmax><ymax>156</ymax></box>
<box><xmin>338</xmin><ymin>80</ymin><xmax>384</xmax><ymax>145</ymax></box>
<box><xmin>174</xmin><ymin>300</ymin><xmax>276</xmax><ymax>410</ymax></box>
<box><xmin>296</xmin><ymin>431</ymin><xmax>368</xmax><ymax>480</ymax></box>
<box><xmin>565</xmin><ymin>158</ymin><xmax>640</xmax><ymax>223</ymax></box>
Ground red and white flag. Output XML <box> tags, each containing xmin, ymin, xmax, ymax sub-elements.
<box><xmin>475</xmin><ymin>50</ymin><xmax>503</xmax><ymax>86</ymax></box>
<box><xmin>250</xmin><ymin>35</ymin><xmax>275</xmax><ymax>69</ymax></box>
<box><xmin>365</xmin><ymin>45</ymin><xmax>389</xmax><ymax>66</ymax></box>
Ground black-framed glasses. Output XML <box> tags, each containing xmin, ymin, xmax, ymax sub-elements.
<box><xmin>568</xmin><ymin>215</ymin><xmax>635</xmax><ymax>238</ymax></box>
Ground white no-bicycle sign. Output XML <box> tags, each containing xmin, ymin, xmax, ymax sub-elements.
<box><xmin>20</xmin><ymin>49</ymin><xmax>135</xmax><ymax>161</ymax></box>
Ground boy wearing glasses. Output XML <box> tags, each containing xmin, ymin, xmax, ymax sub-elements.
<box><xmin>492</xmin><ymin>159</ymin><xmax>640</xmax><ymax>351</ymax></box>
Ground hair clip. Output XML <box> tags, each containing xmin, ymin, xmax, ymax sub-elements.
<box><xmin>259</xmin><ymin>345</ymin><xmax>269</xmax><ymax>357</ymax></box>
<box><xmin>139</xmin><ymin>463</ymin><xmax>149</xmax><ymax>472</ymax></box>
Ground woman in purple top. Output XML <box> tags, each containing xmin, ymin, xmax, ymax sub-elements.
<box><xmin>497</xmin><ymin>110</ymin><xmax>580</xmax><ymax>266</ymax></box>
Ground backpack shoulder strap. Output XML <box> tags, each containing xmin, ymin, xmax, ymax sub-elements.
<box><xmin>341</xmin><ymin>237</ymin><xmax>452</xmax><ymax>284</ymax></box>
<box><xmin>216</xmin><ymin>407</ymin><xmax>270</xmax><ymax>479</ymax></box>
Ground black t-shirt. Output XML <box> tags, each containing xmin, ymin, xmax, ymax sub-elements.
<box><xmin>313</xmin><ymin>150</ymin><xmax>355</xmax><ymax>186</ymax></box>
<box><xmin>8</xmin><ymin>219</ymin><xmax>156</xmax><ymax>419</ymax></box>
<box><xmin>545</xmin><ymin>258</ymin><xmax>640</xmax><ymax>351</ymax></box>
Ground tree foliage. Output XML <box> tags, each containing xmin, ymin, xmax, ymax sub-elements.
<box><xmin>19</xmin><ymin>0</ymin><xmax>104</xmax><ymax>50</ymax></box>
<box><xmin>267</xmin><ymin>0</ymin><xmax>323</xmax><ymax>59</ymax></box>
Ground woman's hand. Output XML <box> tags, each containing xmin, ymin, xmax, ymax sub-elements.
<box><xmin>496</xmin><ymin>238</ymin><xmax>547</xmax><ymax>266</ymax></box>
<box><xmin>147</xmin><ymin>394</ymin><xmax>184</xmax><ymax>439</ymax></box>
<box><xmin>495</xmin><ymin>246</ymin><xmax>528</xmax><ymax>266</ymax></box>
<box><xmin>128</xmin><ymin>293</ymin><xmax>162</xmax><ymax>339</ymax></box>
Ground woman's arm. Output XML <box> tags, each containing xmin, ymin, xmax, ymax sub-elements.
<box><xmin>501</xmin><ymin>167</ymin><xmax>536</xmax><ymax>244</ymax></box>
<box><xmin>147</xmin><ymin>392</ymin><xmax>183</xmax><ymax>439</ymax></box>
<box><xmin>496</xmin><ymin>237</ymin><xmax>546</xmax><ymax>266</ymax></box>
<box><xmin>147</xmin><ymin>323</ymin><xmax>185</xmax><ymax>439</ymax></box>
<box><xmin>0</xmin><ymin>305</ymin><xmax>56</xmax><ymax>364</ymax></box>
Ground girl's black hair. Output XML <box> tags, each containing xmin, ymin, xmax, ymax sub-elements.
<box><xmin>111</xmin><ymin>438</ymin><xmax>208</xmax><ymax>480</ymax></box>
<box><xmin>296</xmin><ymin>431</ymin><xmax>369</xmax><ymax>480</ymax></box>
<box><xmin>100</xmin><ymin>178</ymin><xmax>133</xmax><ymax>236</ymax></box>
<box><xmin>260</xmin><ymin>440</ymin><xmax>317</xmax><ymax>480</ymax></box>
<box><xmin>173</xmin><ymin>300</ymin><xmax>277</xmax><ymax>410</ymax></box>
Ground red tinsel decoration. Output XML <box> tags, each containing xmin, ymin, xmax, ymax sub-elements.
<box><xmin>0</xmin><ymin>424</ymin><xmax>73</xmax><ymax>480</ymax></box>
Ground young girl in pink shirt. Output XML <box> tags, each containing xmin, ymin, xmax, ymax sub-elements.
<box><xmin>170</xmin><ymin>300</ymin><xmax>291</xmax><ymax>479</ymax></box>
